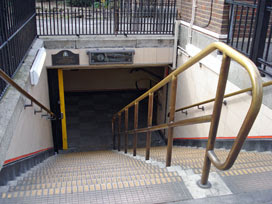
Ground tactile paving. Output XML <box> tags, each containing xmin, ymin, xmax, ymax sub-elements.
<box><xmin>130</xmin><ymin>146</ymin><xmax>272</xmax><ymax>194</ymax></box>
<box><xmin>0</xmin><ymin>150</ymin><xmax>192</xmax><ymax>203</ymax></box>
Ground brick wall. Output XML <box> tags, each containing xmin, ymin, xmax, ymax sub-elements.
<box><xmin>176</xmin><ymin>0</ymin><xmax>229</xmax><ymax>35</ymax></box>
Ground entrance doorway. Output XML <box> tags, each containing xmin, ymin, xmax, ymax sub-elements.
<box><xmin>48</xmin><ymin>67</ymin><xmax>167</xmax><ymax>152</ymax></box>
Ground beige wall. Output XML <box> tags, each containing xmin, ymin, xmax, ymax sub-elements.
<box><xmin>5</xmin><ymin>66</ymin><xmax>53</xmax><ymax>160</ymax></box>
<box><xmin>172</xmin><ymin>54</ymin><xmax>272</xmax><ymax>139</ymax></box>
<box><xmin>45</xmin><ymin>48</ymin><xmax>173</xmax><ymax>67</ymax></box>
<box><xmin>63</xmin><ymin>68</ymin><xmax>164</xmax><ymax>92</ymax></box>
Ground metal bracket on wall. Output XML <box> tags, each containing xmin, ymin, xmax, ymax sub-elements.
<box><xmin>197</xmin><ymin>105</ymin><xmax>205</xmax><ymax>111</ymax></box>
<box><xmin>42</xmin><ymin>113</ymin><xmax>56</xmax><ymax>120</ymax></box>
<box><xmin>24</xmin><ymin>101</ymin><xmax>33</xmax><ymax>109</ymax></box>
<box><xmin>182</xmin><ymin>110</ymin><xmax>188</xmax><ymax>115</ymax></box>
<box><xmin>48</xmin><ymin>115</ymin><xmax>56</xmax><ymax>120</ymax></box>
<box><xmin>41</xmin><ymin>114</ymin><xmax>49</xmax><ymax>118</ymax></box>
<box><xmin>34</xmin><ymin>107</ymin><xmax>42</xmax><ymax>115</ymax></box>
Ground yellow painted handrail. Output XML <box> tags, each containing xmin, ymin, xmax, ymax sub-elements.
<box><xmin>112</xmin><ymin>42</ymin><xmax>263</xmax><ymax>188</ymax></box>
<box><xmin>114</xmin><ymin>42</ymin><xmax>262</xmax><ymax>116</ymax></box>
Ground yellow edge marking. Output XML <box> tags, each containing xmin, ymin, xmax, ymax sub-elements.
<box><xmin>107</xmin><ymin>183</ymin><xmax>112</xmax><ymax>190</ymax></box>
<box><xmin>101</xmin><ymin>184</ymin><xmax>107</xmax><ymax>190</ymax></box>
<box><xmin>238</xmin><ymin>170</ymin><xmax>244</xmax><ymax>175</ymax></box>
<box><xmin>58</xmin><ymin>69</ymin><xmax>68</xmax><ymax>150</ymax></box>
<box><xmin>37</xmin><ymin>190</ymin><xmax>42</xmax><ymax>196</ymax></box>
<box><xmin>90</xmin><ymin>185</ymin><xmax>95</xmax><ymax>191</ymax></box>
<box><xmin>96</xmin><ymin>184</ymin><xmax>101</xmax><ymax>190</ymax></box>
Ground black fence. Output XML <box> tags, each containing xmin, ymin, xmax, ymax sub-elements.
<box><xmin>0</xmin><ymin>0</ymin><xmax>37</xmax><ymax>98</ymax></box>
<box><xmin>36</xmin><ymin>0</ymin><xmax>177</xmax><ymax>36</ymax></box>
<box><xmin>226</xmin><ymin>0</ymin><xmax>272</xmax><ymax>77</ymax></box>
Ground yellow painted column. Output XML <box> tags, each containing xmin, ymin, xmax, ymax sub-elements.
<box><xmin>58</xmin><ymin>69</ymin><xmax>68</xmax><ymax>150</ymax></box>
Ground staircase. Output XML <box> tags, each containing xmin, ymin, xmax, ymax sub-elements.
<box><xmin>0</xmin><ymin>149</ymin><xmax>192</xmax><ymax>203</ymax></box>
<box><xmin>65</xmin><ymin>91</ymin><xmax>165</xmax><ymax>152</ymax></box>
<box><xmin>0</xmin><ymin>42</ymin><xmax>270</xmax><ymax>203</ymax></box>
<box><xmin>1</xmin><ymin>147</ymin><xmax>272</xmax><ymax>203</ymax></box>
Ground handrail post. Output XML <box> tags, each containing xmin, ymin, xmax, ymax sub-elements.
<box><xmin>133</xmin><ymin>102</ymin><xmax>139</xmax><ymax>156</ymax></box>
<box><xmin>199</xmin><ymin>54</ymin><xmax>231</xmax><ymax>188</ymax></box>
<box><xmin>124</xmin><ymin>108</ymin><xmax>129</xmax><ymax>154</ymax></box>
<box><xmin>146</xmin><ymin>92</ymin><xmax>154</xmax><ymax>160</ymax></box>
<box><xmin>118</xmin><ymin>113</ymin><xmax>121</xmax><ymax>151</ymax></box>
<box><xmin>112</xmin><ymin>118</ymin><xmax>116</xmax><ymax>150</ymax></box>
<box><xmin>166</xmin><ymin>76</ymin><xmax>177</xmax><ymax>167</ymax></box>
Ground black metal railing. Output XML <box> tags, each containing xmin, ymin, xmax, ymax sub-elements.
<box><xmin>0</xmin><ymin>0</ymin><xmax>37</xmax><ymax>98</ymax></box>
<box><xmin>226</xmin><ymin>0</ymin><xmax>272</xmax><ymax>77</ymax></box>
<box><xmin>36</xmin><ymin>0</ymin><xmax>177</xmax><ymax>36</ymax></box>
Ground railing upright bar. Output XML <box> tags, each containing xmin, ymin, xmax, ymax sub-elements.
<box><xmin>200</xmin><ymin>54</ymin><xmax>231</xmax><ymax>187</ymax></box>
<box><xmin>118</xmin><ymin>113</ymin><xmax>121</xmax><ymax>151</ymax></box>
<box><xmin>166</xmin><ymin>76</ymin><xmax>177</xmax><ymax>167</ymax></box>
<box><xmin>112</xmin><ymin>42</ymin><xmax>263</xmax><ymax>188</ymax></box>
<box><xmin>133</xmin><ymin>102</ymin><xmax>139</xmax><ymax>156</ymax></box>
<box><xmin>124</xmin><ymin>108</ymin><xmax>129</xmax><ymax>154</ymax></box>
<box><xmin>112</xmin><ymin>118</ymin><xmax>116</xmax><ymax>150</ymax></box>
<box><xmin>145</xmin><ymin>92</ymin><xmax>154</xmax><ymax>160</ymax></box>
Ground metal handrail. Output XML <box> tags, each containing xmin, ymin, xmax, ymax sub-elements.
<box><xmin>0</xmin><ymin>68</ymin><xmax>55</xmax><ymax>118</ymax></box>
<box><xmin>173</xmin><ymin>81</ymin><xmax>272</xmax><ymax>114</ymax></box>
<box><xmin>112</xmin><ymin>42</ymin><xmax>263</xmax><ymax>188</ymax></box>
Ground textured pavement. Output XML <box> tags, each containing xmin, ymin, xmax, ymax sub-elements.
<box><xmin>1</xmin><ymin>147</ymin><xmax>272</xmax><ymax>203</ymax></box>
<box><xmin>0</xmin><ymin>150</ymin><xmax>192</xmax><ymax>204</ymax></box>
<box><xmin>132</xmin><ymin>146</ymin><xmax>272</xmax><ymax>194</ymax></box>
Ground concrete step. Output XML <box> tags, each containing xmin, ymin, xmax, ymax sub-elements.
<box><xmin>15</xmin><ymin>172</ymin><xmax>178</xmax><ymax>186</ymax></box>
<box><xmin>2</xmin><ymin>178</ymin><xmax>183</xmax><ymax>199</ymax></box>
<box><xmin>133</xmin><ymin>146</ymin><xmax>272</xmax><ymax>176</ymax></box>
<box><xmin>6</xmin><ymin>176</ymin><xmax>182</xmax><ymax>193</ymax></box>
<box><xmin>1</xmin><ymin>147</ymin><xmax>272</xmax><ymax>204</ymax></box>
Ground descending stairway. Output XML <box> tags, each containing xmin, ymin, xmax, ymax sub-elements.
<box><xmin>65</xmin><ymin>91</ymin><xmax>165</xmax><ymax>152</ymax></box>
<box><xmin>132</xmin><ymin>146</ymin><xmax>272</xmax><ymax>194</ymax></box>
<box><xmin>133</xmin><ymin>146</ymin><xmax>272</xmax><ymax>177</ymax></box>
<box><xmin>1</xmin><ymin>146</ymin><xmax>272</xmax><ymax>203</ymax></box>
<box><xmin>0</xmin><ymin>150</ymin><xmax>191</xmax><ymax>204</ymax></box>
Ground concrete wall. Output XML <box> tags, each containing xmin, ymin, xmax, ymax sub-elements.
<box><xmin>42</xmin><ymin>35</ymin><xmax>174</xmax><ymax>68</ymax></box>
<box><xmin>5</xmin><ymin>66</ymin><xmax>53</xmax><ymax>160</ymax></box>
<box><xmin>63</xmin><ymin>68</ymin><xmax>164</xmax><ymax>92</ymax></box>
<box><xmin>170</xmin><ymin>22</ymin><xmax>272</xmax><ymax>139</ymax></box>
<box><xmin>178</xmin><ymin>22</ymin><xmax>272</xmax><ymax>109</ymax></box>
<box><xmin>172</xmin><ymin>53</ymin><xmax>272</xmax><ymax>139</ymax></box>
<box><xmin>45</xmin><ymin>47</ymin><xmax>173</xmax><ymax>67</ymax></box>
<box><xmin>0</xmin><ymin>39</ymin><xmax>53</xmax><ymax>169</ymax></box>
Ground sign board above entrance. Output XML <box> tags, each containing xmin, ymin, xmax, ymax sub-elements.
<box><xmin>52</xmin><ymin>50</ymin><xmax>79</xmax><ymax>66</ymax></box>
<box><xmin>87</xmin><ymin>50</ymin><xmax>135</xmax><ymax>65</ymax></box>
